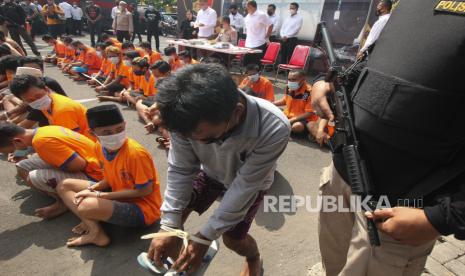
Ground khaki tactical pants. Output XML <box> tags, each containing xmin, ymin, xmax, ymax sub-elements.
<box><xmin>318</xmin><ymin>163</ymin><xmax>436</xmax><ymax>276</ymax></box>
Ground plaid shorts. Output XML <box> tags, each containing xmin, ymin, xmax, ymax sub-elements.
<box><xmin>16</xmin><ymin>154</ymin><xmax>88</xmax><ymax>193</ymax></box>
<box><xmin>187</xmin><ymin>171</ymin><xmax>266</xmax><ymax>240</ymax></box>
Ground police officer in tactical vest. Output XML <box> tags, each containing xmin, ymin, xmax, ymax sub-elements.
<box><xmin>312</xmin><ymin>0</ymin><xmax>465</xmax><ymax>275</ymax></box>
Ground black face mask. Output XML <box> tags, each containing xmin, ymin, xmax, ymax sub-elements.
<box><xmin>134</xmin><ymin>70</ymin><xmax>145</xmax><ymax>76</ymax></box>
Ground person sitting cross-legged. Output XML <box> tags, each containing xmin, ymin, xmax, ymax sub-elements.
<box><xmin>239</xmin><ymin>63</ymin><xmax>275</xmax><ymax>102</ymax></box>
<box><xmin>9</xmin><ymin>75</ymin><xmax>95</xmax><ymax>140</ymax></box>
<box><xmin>121</xmin><ymin>57</ymin><xmax>155</xmax><ymax>106</ymax></box>
<box><xmin>87</xmin><ymin>42</ymin><xmax>113</xmax><ymax>87</ymax></box>
<box><xmin>139</xmin><ymin>41</ymin><xmax>161</xmax><ymax>65</ymax></box>
<box><xmin>68</xmin><ymin>40</ymin><xmax>102</xmax><ymax>81</ymax></box>
<box><xmin>0</xmin><ymin>122</ymin><xmax>103</xmax><ymax>219</ymax></box>
<box><xmin>135</xmin><ymin>60</ymin><xmax>171</xmax><ymax>135</ymax></box>
<box><xmin>42</xmin><ymin>35</ymin><xmax>66</xmax><ymax>64</ymax></box>
<box><xmin>164</xmin><ymin>46</ymin><xmax>183</xmax><ymax>72</ymax></box>
<box><xmin>274</xmin><ymin>69</ymin><xmax>316</xmax><ymax>134</ymax></box>
<box><xmin>57</xmin><ymin>104</ymin><xmax>162</xmax><ymax>247</ymax></box>
<box><xmin>95</xmin><ymin>47</ymin><xmax>134</xmax><ymax>101</ymax></box>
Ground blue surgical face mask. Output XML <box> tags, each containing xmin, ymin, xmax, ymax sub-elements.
<box><xmin>29</xmin><ymin>95</ymin><xmax>52</xmax><ymax>110</ymax></box>
<box><xmin>287</xmin><ymin>81</ymin><xmax>301</xmax><ymax>91</ymax></box>
<box><xmin>13</xmin><ymin>146</ymin><xmax>33</xmax><ymax>157</ymax></box>
<box><xmin>248</xmin><ymin>73</ymin><xmax>259</xmax><ymax>82</ymax></box>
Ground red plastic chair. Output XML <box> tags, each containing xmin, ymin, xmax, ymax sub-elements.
<box><xmin>231</xmin><ymin>39</ymin><xmax>247</xmax><ymax>73</ymax></box>
<box><xmin>260</xmin><ymin>42</ymin><xmax>281</xmax><ymax>71</ymax></box>
<box><xmin>275</xmin><ymin>45</ymin><xmax>311</xmax><ymax>81</ymax></box>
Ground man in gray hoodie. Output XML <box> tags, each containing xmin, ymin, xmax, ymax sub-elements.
<box><xmin>146</xmin><ymin>63</ymin><xmax>290</xmax><ymax>276</ymax></box>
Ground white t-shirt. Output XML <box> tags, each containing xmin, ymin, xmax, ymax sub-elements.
<box><xmin>195</xmin><ymin>7</ymin><xmax>217</xmax><ymax>38</ymax></box>
<box><xmin>111</xmin><ymin>6</ymin><xmax>118</xmax><ymax>19</ymax></box>
<box><xmin>71</xmin><ymin>6</ymin><xmax>83</xmax><ymax>20</ymax></box>
<box><xmin>268</xmin><ymin>14</ymin><xmax>280</xmax><ymax>36</ymax></box>
<box><xmin>280</xmin><ymin>13</ymin><xmax>303</xmax><ymax>38</ymax></box>
<box><xmin>360</xmin><ymin>13</ymin><xmax>391</xmax><ymax>52</ymax></box>
<box><xmin>59</xmin><ymin>2</ymin><xmax>72</xmax><ymax>19</ymax></box>
<box><xmin>244</xmin><ymin>10</ymin><xmax>271</xmax><ymax>48</ymax></box>
<box><xmin>229</xmin><ymin>12</ymin><xmax>244</xmax><ymax>30</ymax></box>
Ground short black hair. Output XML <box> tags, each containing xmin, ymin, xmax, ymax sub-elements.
<box><xmin>121</xmin><ymin>41</ymin><xmax>134</xmax><ymax>49</ymax></box>
<box><xmin>222</xmin><ymin>16</ymin><xmax>230</xmax><ymax>24</ymax></box>
<box><xmin>247</xmin><ymin>1</ymin><xmax>257</xmax><ymax>8</ymax></box>
<box><xmin>62</xmin><ymin>36</ymin><xmax>73</xmax><ymax>44</ymax></box>
<box><xmin>229</xmin><ymin>4</ymin><xmax>237</xmax><ymax>9</ymax></box>
<box><xmin>0</xmin><ymin>45</ymin><xmax>12</xmax><ymax>57</ymax></box>
<box><xmin>164</xmin><ymin>46</ymin><xmax>176</xmax><ymax>56</ymax></box>
<box><xmin>245</xmin><ymin>63</ymin><xmax>260</xmax><ymax>73</ymax></box>
<box><xmin>19</xmin><ymin>56</ymin><xmax>44</xmax><ymax>70</ymax></box>
<box><xmin>0</xmin><ymin>122</ymin><xmax>25</xmax><ymax>148</ymax></box>
<box><xmin>268</xmin><ymin>4</ymin><xmax>276</xmax><ymax>10</ymax></box>
<box><xmin>289</xmin><ymin>69</ymin><xmax>305</xmax><ymax>78</ymax></box>
<box><xmin>290</xmin><ymin>2</ymin><xmax>299</xmax><ymax>9</ymax></box>
<box><xmin>124</xmin><ymin>50</ymin><xmax>140</xmax><ymax>60</ymax></box>
<box><xmin>95</xmin><ymin>42</ymin><xmax>109</xmax><ymax>51</ymax></box>
<box><xmin>42</xmin><ymin>34</ymin><xmax>54</xmax><ymax>42</ymax></box>
<box><xmin>10</xmin><ymin>74</ymin><xmax>47</xmax><ymax>98</ymax></box>
<box><xmin>156</xmin><ymin>63</ymin><xmax>239</xmax><ymax>135</ymax></box>
<box><xmin>150</xmin><ymin>60</ymin><xmax>171</xmax><ymax>74</ymax></box>
<box><xmin>178</xmin><ymin>50</ymin><xmax>191</xmax><ymax>58</ymax></box>
<box><xmin>139</xmin><ymin>41</ymin><xmax>152</xmax><ymax>50</ymax></box>
<box><xmin>101</xmin><ymin>33</ymin><xmax>110</xmax><ymax>41</ymax></box>
<box><xmin>382</xmin><ymin>0</ymin><xmax>393</xmax><ymax>11</ymax></box>
<box><xmin>0</xmin><ymin>55</ymin><xmax>20</xmax><ymax>73</ymax></box>
<box><xmin>71</xmin><ymin>40</ymin><xmax>84</xmax><ymax>48</ymax></box>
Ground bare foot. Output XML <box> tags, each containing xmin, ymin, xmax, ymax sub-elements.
<box><xmin>67</xmin><ymin>229</ymin><xmax>110</xmax><ymax>247</ymax></box>
<box><xmin>239</xmin><ymin>256</ymin><xmax>262</xmax><ymax>276</ymax></box>
<box><xmin>72</xmin><ymin>222</ymin><xmax>89</xmax><ymax>235</ymax></box>
<box><xmin>35</xmin><ymin>201</ymin><xmax>68</xmax><ymax>219</ymax></box>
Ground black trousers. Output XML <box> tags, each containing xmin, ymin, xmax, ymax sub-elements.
<box><xmin>116</xmin><ymin>30</ymin><xmax>130</xmax><ymax>42</ymax></box>
<box><xmin>65</xmin><ymin>18</ymin><xmax>73</xmax><ymax>35</ymax></box>
<box><xmin>8</xmin><ymin>25</ymin><xmax>40</xmax><ymax>55</ymax></box>
<box><xmin>243</xmin><ymin>43</ymin><xmax>267</xmax><ymax>68</ymax></box>
<box><xmin>48</xmin><ymin>24</ymin><xmax>62</xmax><ymax>39</ymax></box>
<box><xmin>147</xmin><ymin>27</ymin><xmax>160</xmax><ymax>50</ymax></box>
<box><xmin>281</xmin><ymin>37</ymin><xmax>298</xmax><ymax>64</ymax></box>
<box><xmin>73</xmin><ymin>19</ymin><xmax>82</xmax><ymax>35</ymax></box>
<box><xmin>131</xmin><ymin>29</ymin><xmax>142</xmax><ymax>42</ymax></box>
<box><xmin>88</xmin><ymin>21</ymin><xmax>102</xmax><ymax>47</ymax></box>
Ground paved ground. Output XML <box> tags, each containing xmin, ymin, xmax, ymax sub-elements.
<box><xmin>0</xmin><ymin>35</ymin><xmax>331</xmax><ymax>276</ymax></box>
<box><xmin>1</xmin><ymin>35</ymin><xmax>464</xmax><ymax>276</ymax></box>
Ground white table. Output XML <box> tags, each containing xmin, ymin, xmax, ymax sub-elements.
<box><xmin>167</xmin><ymin>39</ymin><xmax>263</xmax><ymax>69</ymax></box>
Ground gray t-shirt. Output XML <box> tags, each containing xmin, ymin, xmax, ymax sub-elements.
<box><xmin>161</xmin><ymin>91</ymin><xmax>291</xmax><ymax>240</ymax></box>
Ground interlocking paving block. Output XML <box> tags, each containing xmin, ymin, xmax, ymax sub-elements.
<box><xmin>444</xmin><ymin>235</ymin><xmax>465</xmax><ymax>252</ymax></box>
<box><xmin>430</xmin><ymin>242</ymin><xmax>463</xmax><ymax>264</ymax></box>
<box><xmin>424</xmin><ymin>257</ymin><xmax>455</xmax><ymax>276</ymax></box>
<box><xmin>444</xmin><ymin>259</ymin><xmax>465</xmax><ymax>276</ymax></box>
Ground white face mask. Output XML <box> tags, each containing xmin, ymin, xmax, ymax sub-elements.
<box><xmin>98</xmin><ymin>130</ymin><xmax>127</xmax><ymax>151</ymax></box>
<box><xmin>96</xmin><ymin>51</ymin><xmax>102</xmax><ymax>58</ymax></box>
<box><xmin>248</xmin><ymin>73</ymin><xmax>259</xmax><ymax>82</ymax></box>
<box><xmin>290</xmin><ymin>9</ymin><xmax>297</xmax><ymax>15</ymax></box>
<box><xmin>29</xmin><ymin>95</ymin><xmax>52</xmax><ymax>110</ymax></box>
<box><xmin>123</xmin><ymin>60</ymin><xmax>132</xmax><ymax>66</ymax></box>
<box><xmin>287</xmin><ymin>81</ymin><xmax>301</xmax><ymax>91</ymax></box>
<box><xmin>109</xmin><ymin>57</ymin><xmax>120</xmax><ymax>64</ymax></box>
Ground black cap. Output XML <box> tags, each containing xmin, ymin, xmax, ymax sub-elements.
<box><xmin>86</xmin><ymin>104</ymin><xmax>124</xmax><ymax>129</ymax></box>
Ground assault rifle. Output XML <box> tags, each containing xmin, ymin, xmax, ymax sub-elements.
<box><xmin>313</xmin><ymin>21</ymin><xmax>380</xmax><ymax>246</ymax></box>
